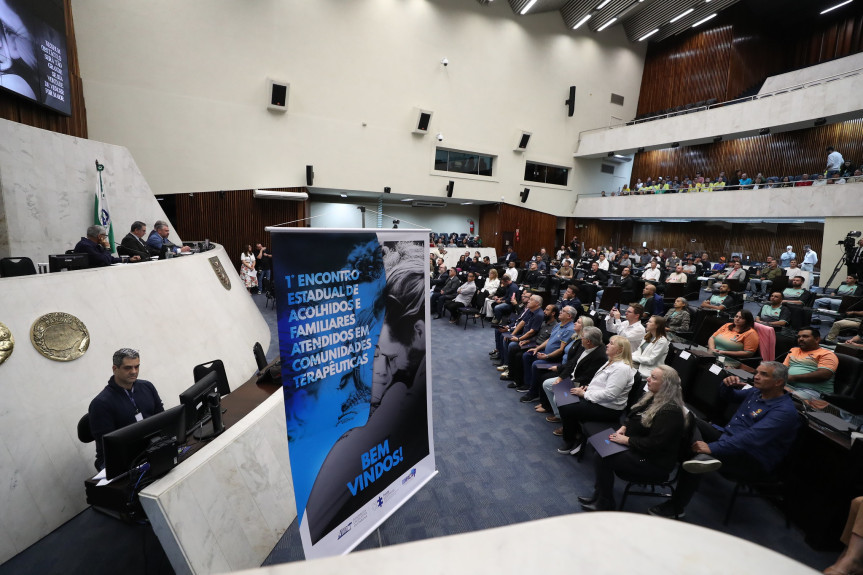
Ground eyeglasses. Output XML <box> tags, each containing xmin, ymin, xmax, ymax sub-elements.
<box><xmin>374</xmin><ymin>346</ymin><xmax>398</xmax><ymax>374</ymax></box>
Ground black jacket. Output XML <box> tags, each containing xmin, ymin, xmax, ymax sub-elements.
<box><xmin>559</xmin><ymin>343</ymin><xmax>608</xmax><ymax>386</ymax></box>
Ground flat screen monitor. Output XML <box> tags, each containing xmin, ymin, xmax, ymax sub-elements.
<box><xmin>179</xmin><ymin>371</ymin><xmax>225</xmax><ymax>439</ymax></box>
<box><xmin>0</xmin><ymin>0</ymin><xmax>72</xmax><ymax>115</ymax></box>
<box><xmin>48</xmin><ymin>253</ymin><xmax>88</xmax><ymax>272</ymax></box>
<box><xmin>102</xmin><ymin>405</ymin><xmax>186</xmax><ymax>481</ymax></box>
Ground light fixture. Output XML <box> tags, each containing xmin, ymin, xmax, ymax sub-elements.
<box><xmin>520</xmin><ymin>0</ymin><xmax>538</xmax><ymax>15</ymax></box>
<box><xmin>637</xmin><ymin>147</ymin><xmax>645</xmax><ymax>153</ymax></box>
<box><xmin>759</xmin><ymin>127</ymin><xmax>770</xmax><ymax>135</ymax></box>
<box><xmin>639</xmin><ymin>28</ymin><xmax>659</xmax><ymax>41</ymax></box>
<box><xmin>713</xmin><ymin>136</ymin><xmax>723</xmax><ymax>143</ymax></box>
<box><xmin>821</xmin><ymin>0</ymin><xmax>853</xmax><ymax>14</ymax></box>
<box><xmin>671</xmin><ymin>142</ymin><xmax>680</xmax><ymax>148</ymax></box>
<box><xmin>596</xmin><ymin>0</ymin><xmax>611</xmax><ymax>9</ymax></box>
<box><xmin>573</xmin><ymin>14</ymin><xmax>592</xmax><ymax>29</ymax></box>
<box><xmin>253</xmin><ymin>190</ymin><xmax>309</xmax><ymax>201</ymax></box>
<box><xmin>614</xmin><ymin>154</ymin><xmax>627</xmax><ymax>159</ymax></box>
<box><xmin>460</xmin><ymin>202</ymin><xmax>474</xmax><ymax>205</ymax></box>
<box><xmin>692</xmin><ymin>13</ymin><xmax>717</xmax><ymax>27</ymax></box>
<box><xmin>596</xmin><ymin>17</ymin><xmax>617</xmax><ymax>31</ymax></box>
<box><xmin>814</xmin><ymin>117</ymin><xmax>827</xmax><ymax>126</ymax></box>
<box><xmin>340</xmin><ymin>193</ymin><xmax>347</xmax><ymax>198</ymax></box>
<box><xmin>670</xmin><ymin>8</ymin><xmax>694</xmax><ymax>23</ymax></box>
<box><xmin>608</xmin><ymin>152</ymin><xmax>615</xmax><ymax>157</ymax></box>
<box><xmin>400</xmin><ymin>198</ymin><xmax>414</xmax><ymax>202</ymax></box>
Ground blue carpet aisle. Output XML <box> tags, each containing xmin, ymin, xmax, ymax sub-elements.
<box><xmin>0</xmin><ymin>292</ymin><xmax>840</xmax><ymax>574</ymax></box>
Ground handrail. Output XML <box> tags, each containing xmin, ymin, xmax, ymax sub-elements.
<box><xmin>578</xmin><ymin>66</ymin><xmax>863</xmax><ymax>138</ymax></box>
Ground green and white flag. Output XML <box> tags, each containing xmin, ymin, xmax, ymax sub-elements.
<box><xmin>93</xmin><ymin>160</ymin><xmax>115</xmax><ymax>251</ymax></box>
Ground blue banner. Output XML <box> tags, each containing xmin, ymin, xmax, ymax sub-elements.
<box><xmin>270</xmin><ymin>229</ymin><xmax>436</xmax><ymax>559</ymax></box>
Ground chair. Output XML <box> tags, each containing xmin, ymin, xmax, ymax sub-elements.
<box><xmin>458</xmin><ymin>291</ymin><xmax>485</xmax><ymax>330</ymax></box>
<box><xmin>822</xmin><ymin>354</ymin><xmax>863</xmax><ymax>414</ymax></box>
<box><xmin>666</xmin><ymin>347</ymin><xmax>699</xmax><ymax>398</ymax></box>
<box><xmin>597</xmin><ymin>286</ymin><xmax>621</xmax><ymax>312</ymax></box>
<box><xmin>253</xmin><ymin>342</ymin><xmax>268</xmax><ymax>372</ymax></box>
<box><xmin>192</xmin><ymin>359</ymin><xmax>231</xmax><ymax>396</ymax></box>
<box><xmin>77</xmin><ymin>413</ymin><xmax>94</xmax><ymax>443</ymax></box>
<box><xmin>663</xmin><ymin>283</ymin><xmax>686</xmax><ymax>307</ymax></box>
<box><xmin>0</xmin><ymin>257</ymin><xmax>37</xmax><ymax>277</ymax></box>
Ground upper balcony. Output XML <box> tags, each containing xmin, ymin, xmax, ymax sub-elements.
<box><xmin>575</xmin><ymin>54</ymin><xmax>863</xmax><ymax>159</ymax></box>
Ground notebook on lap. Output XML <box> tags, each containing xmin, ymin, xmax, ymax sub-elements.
<box><xmin>587</xmin><ymin>428</ymin><xmax>630</xmax><ymax>457</ymax></box>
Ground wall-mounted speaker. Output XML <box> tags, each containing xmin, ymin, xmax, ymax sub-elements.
<box><xmin>412</xmin><ymin>108</ymin><xmax>434</xmax><ymax>134</ymax></box>
<box><xmin>814</xmin><ymin>117</ymin><xmax>827</xmax><ymax>126</ymax></box>
<box><xmin>267</xmin><ymin>78</ymin><xmax>289</xmax><ymax>113</ymax></box>
<box><xmin>514</xmin><ymin>131</ymin><xmax>532</xmax><ymax>152</ymax></box>
<box><xmin>306</xmin><ymin>165</ymin><xmax>314</xmax><ymax>187</ymax></box>
<box><xmin>565</xmin><ymin>86</ymin><xmax>576</xmax><ymax>117</ymax></box>
<box><xmin>520</xmin><ymin>188</ymin><xmax>530</xmax><ymax>203</ymax></box>
<box><xmin>446</xmin><ymin>181</ymin><xmax>454</xmax><ymax>198</ymax></box>
<box><xmin>384</xmin><ymin>186</ymin><xmax>391</xmax><ymax>194</ymax></box>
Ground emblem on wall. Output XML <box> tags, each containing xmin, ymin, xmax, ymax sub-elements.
<box><xmin>209</xmin><ymin>256</ymin><xmax>232</xmax><ymax>290</ymax></box>
<box><xmin>30</xmin><ymin>313</ymin><xmax>90</xmax><ymax>362</ymax></box>
<box><xmin>0</xmin><ymin>322</ymin><xmax>13</xmax><ymax>366</ymax></box>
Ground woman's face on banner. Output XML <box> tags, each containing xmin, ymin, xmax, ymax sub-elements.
<box><xmin>371</xmin><ymin>324</ymin><xmax>407</xmax><ymax>409</ymax></box>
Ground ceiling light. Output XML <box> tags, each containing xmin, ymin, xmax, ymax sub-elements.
<box><xmin>340</xmin><ymin>193</ymin><xmax>347</xmax><ymax>198</ymax></box>
<box><xmin>692</xmin><ymin>13</ymin><xmax>717</xmax><ymax>26</ymax></box>
<box><xmin>460</xmin><ymin>202</ymin><xmax>474</xmax><ymax>205</ymax></box>
<box><xmin>670</xmin><ymin>8</ymin><xmax>694</xmax><ymax>23</ymax></box>
<box><xmin>821</xmin><ymin>0</ymin><xmax>853</xmax><ymax>13</ymax></box>
<box><xmin>520</xmin><ymin>0</ymin><xmax>538</xmax><ymax>15</ymax></box>
<box><xmin>573</xmin><ymin>14</ymin><xmax>592</xmax><ymax>29</ymax></box>
<box><xmin>253</xmin><ymin>190</ymin><xmax>309</xmax><ymax>201</ymax></box>
<box><xmin>401</xmin><ymin>198</ymin><xmax>414</xmax><ymax>202</ymax></box>
<box><xmin>596</xmin><ymin>17</ymin><xmax>617</xmax><ymax>31</ymax></box>
<box><xmin>639</xmin><ymin>28</ymin><xmax>659</xmax><ymax>41</ymax></box>
<box><xmin>596</xmin><ymin>0</ymin><xmax>611</xmax><ymax>9</ymax></box>
<box><xmin>614</xmin><ymin>154</ymin><xmax>627</xmax><ymax>158</ymax></box>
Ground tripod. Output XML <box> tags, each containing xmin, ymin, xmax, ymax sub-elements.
<box><xmin>822</xmin><ymin>251</ymin><xmax>848</xmax><ymax>291</ymax></box>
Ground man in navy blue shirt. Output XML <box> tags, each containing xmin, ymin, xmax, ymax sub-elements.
<box><xmin>649</xmin><ymin>361</ymin><xmax>799</xmax><ymax>518</ymax></box>
<box><xmin>74</xmin><ymin>225</ymin><xmax>141</xmax><ymax>267</ymax></box>
<box><xmin>146</xmin><ymin>220</ymin><xmax>191</xmax><ymax>255</ymax></box>
<box><xmin>88</xmin><ymin>349</ymin><xmax>164</xmax><ymax>470</ymax></box>
<box><xmin>493</xmin><ymin>294</ymin><xmax>545</xmax><ymax>368</ymax></box>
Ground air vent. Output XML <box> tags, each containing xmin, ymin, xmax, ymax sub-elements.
<box><xmin>411</xmin><ymin>201</ymin><xmax>447</xmax><ymax>208</ymax></box>
<box><xmin>600</xmin><ymin>164</ymin><xmax>615</xmax><ymax>174</ymax></box>
<box><xmin>610</xmin><ymin>93</ymin><xmax>625</xmax><ymax>106</ymax></box>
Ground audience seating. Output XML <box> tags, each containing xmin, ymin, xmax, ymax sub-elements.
<box><xmin>822</xmin><ymin>354</ymin><xmax>863</xmax><ymax>414</ymax></box>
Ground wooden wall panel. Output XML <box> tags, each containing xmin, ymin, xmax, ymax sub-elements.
<box><xmin>477</xmin><ymin>203</ymin><xmax>557</xmax><ymax>263</ymax></box>
<box><xmin>173</xmin><ymin>188</ymin><xmax>308</xmax><ymax>272</ymax></box>
<box><xmin>631</xmin><ymin>118</ymin><xmax>863</xmax><ymax>183</ymax></box>
<box><xmin>0</xmin><ymin>0</ymin><xmax>87</xmax><ymax>138</ymax></box>
<box><xmin>791</xmin><ymin>10</ymin><xmax>863</xmax><ymax>68</ymax></box>
<box><xmin>566</xmin><ymin>218</ymin><xmax>825</xmax><ymax>269</ymax></box>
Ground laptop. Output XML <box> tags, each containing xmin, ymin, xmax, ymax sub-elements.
<box><xmin>587</xmin><ymin>428</ymin><xmax>630</xmax><ymax>457</ymax></box>
<box><xmin>553</xmin><ymin>381</ymin><xmax>580</xmax><ymax>407</ymax></box>
<box><xmin>808</xmin><ymin>412</ymin><xmax>858</xmax><ymax>434</ymax></box>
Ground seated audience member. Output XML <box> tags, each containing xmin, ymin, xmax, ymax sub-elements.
<box><xmin>431</xmin><ymin>268</ymin><xmax>461</xmax><ymax>319</ymax></box>
<box><xmin>708</xmin><ymin>310</ymin><xmax>759</xmax><ymax>360</ymax></box>
<box><xmin>639</xmin><ymin>249</ymin><xmax>652</xmax><ymax>267</ymax></box>
<box><xmin>606</xmin><ymin>304</ymin><xmax>647</xmax><ymax>350</ymax></box>
<box><xmin>664</xmin><ymin>298</ymin><xmax>692</xmax><ymax>342</ymax></box>
<box><xmin>783</xmin><ymin>327</ymin><xmax>838</xmax><ymax>399</ymax></box>
<box><xmin>648</xmin><ymin>362</ymin><xmax>799</xmax><ymax>518</ymax></box>
<box><xmin>556</xmin><ymin>260</ymin><xmax>574</xmax><ymax>282</ymax></box>
<box><xmin>556</xmin><ymin>336</ymin><xmax>636</xmax><ymax>456</ymax></box>
<box><xmin>843</xmin><ymin>321</ymin><xmax>863</xmax><ymax>349</ymax></box>
<box><xmin>824</xmin><ymin>496</ymin><xmax>863</xmax><ymax>575</ymax></box>
<box><xmin>618</xmin><ymin>252</ymin><xmax>633</xmax><ymax>270</ymax></box>
<box><xmin>502</xmin><ymin>303</ymin><xmax>558</xmax><ymax>385</ymax></box>
<box><xmin>490</xmin><ymin>276</ymin><xmax>520</xmax><ymax>324</ymax></box>
<box><xmin>632</xmin><ymin>316</ymin><xmax>670</xmax><ymax>381</ymax></box>
<box><xmin>709</xmin><ymin>261</ymin><xmax>746</xmax><ymax>291</ymax></box>
<box><xmin>597</xmin><ymin>253</ymin><xmax>610</xmax><ymax>271</ymax></box>
<box><xmin>582</xmin><ymin>261</ymin><xmax>608</xmax><ymax>303</ymax></box>
<box><xmin>748</xmin><ymin>258</ymin><xmax>782</xmax><ymax>299</ymax></box>
<box><xmin>814</xmin><ymin>275</ymin><xmax>861</xmax><ymax>311</ymax></box>
<box><xmin>795</xmin><ymin>173</ymin><xmax>814</xmax><ymax>187</ymax></box>
<box><xmin>666</xmin><ymin>265</ymin><xmax>687</xmax><ymax>285</ymax></box>
<box><xmin>430</xmin><ymin>263</ymin><xmax>448</xmax><ymax>289</ymax></box>
<box><xmin>524</xmin><ymin>261</ymin><xmax>543</xmax><ymax>286</ymax></box>
<box><xmin>146</xmin><ymin>220</ymin><xmax>191</xmax><ymax>254</ymax></box>
<box><xmin>120</xmin><ymin>221</ymin><xmax>155</xmax><ymax>259</ymax></box>
<box><xmin>88</xmin><ymin>348</ymin><xmax>164</xmax><ymax>470</ymax></box>
<box><xmin>517</xmin><ymin>306</ymin><xmax>576</xmax><ymax>399</ymax></box>
<box><xmin>504</xmin><ymin>260</ymin><xmax>519</xmax><ymax>282</ymax></box>
<box><xmin>642</xmin><ymin>260</ymin><xmax>661</xmax><ymax>284</ymax></box>
<box><xmin>782</xmin><ymin>275</ymin><xmax>813</xmax><ymax>307</ymax></box>
<box><xmin>580</xmin><ymin>365</ymin><xmax>686</xmax><ymax>512</ymax></box>
<box><xmin>682</xmin><ymin>259</ymin><xmax>697</xmax><ymax>275</ymax></box>
<box><xmin>557</xmin><ymin>285</ymin><xmax>582</xmax><ymax>316</ymax></box>
<box><xmin>785</xmin><ymin>259</ymin><xmax>806</xmax><ymax>283</ymax></box>
<box><xmin>540</xmin><ymin>320</ymin><xmax>604</xmax><ymax>420</ymax></box>
<box><xmin>478</xmin><ymin>268</ymin><xmax>500</xmax><ymax>318</ymax></box>
<box><xmin>504</xmin><ymin>245</ymin><xmax>518</xmax><ymax>263</ymax></box>
<box><xmin>75</xmin><ymin>225</ymin><xmax>140</xmax><ymax>267</ymax></box>
<box><xmin>825</xmin><ymin>304</ymin><xmax>863</xmax><ymax>345</ymax></box>
<box><xmin>445</xmin><ymin>272</ymin><xmax>476</xmax><ymax>324</ymax></box>
<box><xmin>755</xmin><ymin>292</ymin><xmax>791</xmax><ymax>328</ymax></box>
<box><xmin>617</xmin><ymin>266</ymin><xmax>638</xmax><ymax>304</ymax></box>
<box><xmin>701</xmin><ymin>282</ymin><xmax>737</xmax><ymax>313</ymax></box>
<box><xmin>665</xmin><ymin>251</ymin><xmax>681</xmax><ymax>271</ymax></box>
<box><xmin>638</xmin><ymin>284</ymin><xmax>661</xmax><ymax>319</ymax></box>
<box><xmin>491</xmin><ymin>294</ymin><xmax>544</xmax><ymax>367</ymax></box>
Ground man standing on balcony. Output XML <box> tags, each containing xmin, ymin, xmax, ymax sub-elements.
<box><xmin>826</xmin><ymin>146</ymin><xmax>844</xmax><ymax>178</ymax></box>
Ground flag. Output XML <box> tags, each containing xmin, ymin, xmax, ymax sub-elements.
<box><xmin>94</xmin><ymin>161</ymin><xmax>115</xmax><ymax>251</ymax></box>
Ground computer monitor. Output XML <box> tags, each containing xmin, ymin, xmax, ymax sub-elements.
<box><xmin>48</xmin><ymin>253</ymin><xmax>89</xmax><ymax>272</ymax></box>
<box><xmin>253</xmin><ymin>342</ymin><xmax>268</xmax><ymax>372</ymax></box>
<box><xmin>179</xmin><ymin>371</ymin><xmax>225</xmax><ymax>440</ymax></box>
<box><xmin>102</xmin><ymin>405</ymin><xmax>186</xmax><ymax>481</ymax></box>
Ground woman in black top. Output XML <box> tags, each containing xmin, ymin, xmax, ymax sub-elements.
<box><xmin>579</xmin><ymin>364</ymin><xmax>686</xmax><ymax>512</ymax></box>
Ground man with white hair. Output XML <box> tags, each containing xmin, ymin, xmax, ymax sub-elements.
<box><xmin>74</xmin><ymin>225</ymin><xmax>140</xmax><ymax>267</ymax></box>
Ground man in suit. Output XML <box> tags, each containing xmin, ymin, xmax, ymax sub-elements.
<box><xmin>540</xmin><ymin>326</ymin><xmax>608</xmax><ymax>429</ymax></box>
<box><xmin>504</xmin><ymin>246</ymin><xmax>518</xmax><ymax>264</ymax></box>
<box><xmin>432</xmin><ymin>268</ymin><xmax>461</xmax><ymax>319</ymax></box>
<box><xmin>120</xmin><ymin>221</ymin><xmax>156</xmax><ymax>259</ymax></box>
<box><xmin>850</xmin><ymin>237</ymin><xmax>863</xmax><ymax>279</ymax></box>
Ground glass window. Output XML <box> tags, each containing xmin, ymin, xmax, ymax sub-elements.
<box><xmin>525</xmin><ymin>161</ymin><xmax>569</xmax><ymax>186</ymax></box>
<box><xmin>435</xmin><ymin>148</ymin><xmax>494</xmax><ymax>177</ymax></box>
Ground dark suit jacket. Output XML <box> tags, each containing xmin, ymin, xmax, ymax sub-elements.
<box><xmin>559</xmin><ymin>343</ymin><xmax>608</xmax><ymax>386</ymax></box>
<box><xmin>120</xmin><ymin>233</ymin><xmax>154</xmax><ymax>259</ymax></box>
<box><xmin>441</xmin><ymin>275</ymin><xmax>461</xmax><ymax>297</ymax></box>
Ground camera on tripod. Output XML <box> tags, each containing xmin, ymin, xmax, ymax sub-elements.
<box><xmin>838</xmin><ymin>231</ymin><xmax>862</xmax><ymax>251</ymax></box>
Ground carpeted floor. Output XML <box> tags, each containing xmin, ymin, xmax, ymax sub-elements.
<box><xmin>0</xmin><ymin>291</ymin><xmax>842</xmax><ymax>574</ymax></box>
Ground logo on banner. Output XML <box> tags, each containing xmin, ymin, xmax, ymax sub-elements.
<box><xmin>401</xmin><ymin>468</ymin><xmax>417</xmax><ymax>485</ymax></box>
<box><xmin>337</xmin><ymin>522</ymin><xmax>353</xmax><ymax>540</ymax></box>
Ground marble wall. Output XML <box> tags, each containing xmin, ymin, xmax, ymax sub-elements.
<box><xmin>0</xmin><ymin>118</ymin><xmax>183</xmax><ymax>262</ymax></box>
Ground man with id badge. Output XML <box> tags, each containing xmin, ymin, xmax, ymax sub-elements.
<box><xmin>88</xmin><ymin>348</ymin><xmax>164</xmax><ymax>470</ymax></box>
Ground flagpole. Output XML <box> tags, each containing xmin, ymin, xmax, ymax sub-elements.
<box><xmin>94</xmin><ymin>160</ymin><xmax>116</xmax><ymax>252</ymax></box>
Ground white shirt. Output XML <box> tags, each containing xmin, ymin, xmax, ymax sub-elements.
<box><xmin>583</xmin><ymin>361</ymin><xmax>636</xmax><ymax>411</ymax></box>
<box><xmin>597</xmin><ymin>259</ymin><xmax>609</xmax><ymax>271</ymax></box>
<box><xmin>505</xmin><ymin>267</ymin><xmax>518</xmax><ymax>282</ymax></box>
<box><xmin>482</xmin><ymin>278</ymin><xmax>500</xmax><ymax>295</ymax></box>
<box><xmin>632</xmin><ymin>336</ymin><xmax>670</xmax><ymax>379</ymax></box>
<box><xmin>803</xmin><ymin>250</ymin><xmax>818</xmax><ymax>266</ymax></box>
<box><xmin>666</xmin><ymin>272</ymin><xmax>687</xmax><ymax>284</ymax></box>
<box><xmin>605</xmin><ymin>316</ymin><xmax>646</xmax><ymax>351</ymax></box>
<box><xmin>827</xmin><ymin>150</ymin><xmax>844</xmax><ymax>171</ymax></box>
<box><xmin>642</xmin><ymin>267</ymin><xmax>661</xmax><ymax>282</ymax></box>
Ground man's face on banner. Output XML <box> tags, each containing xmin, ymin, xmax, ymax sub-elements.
<box><xmin>371</xmin><ymin>319</ymin><xmax>423</xmax><ymax>412</ymax></box>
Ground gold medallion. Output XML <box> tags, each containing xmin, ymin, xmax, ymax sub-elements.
<box><xmin>30</xmin><ymin>312</ymin><xmax>90</xmax><ymax>362</ymax></box>
<box><xmin>209</xmin><ymin>255</ymin><xmax>232</xmax><ymax>290</ymax></box>
<box><xmin>0</xmin><ymin>322</ymin><xmax>13</xmax><ymax>366</ymax></box>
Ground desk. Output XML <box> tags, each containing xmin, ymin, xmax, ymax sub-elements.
<box><xmin>136</xmin><ymin>379</ymin><xmax>294</xmax><ymax>575</ymax></box>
